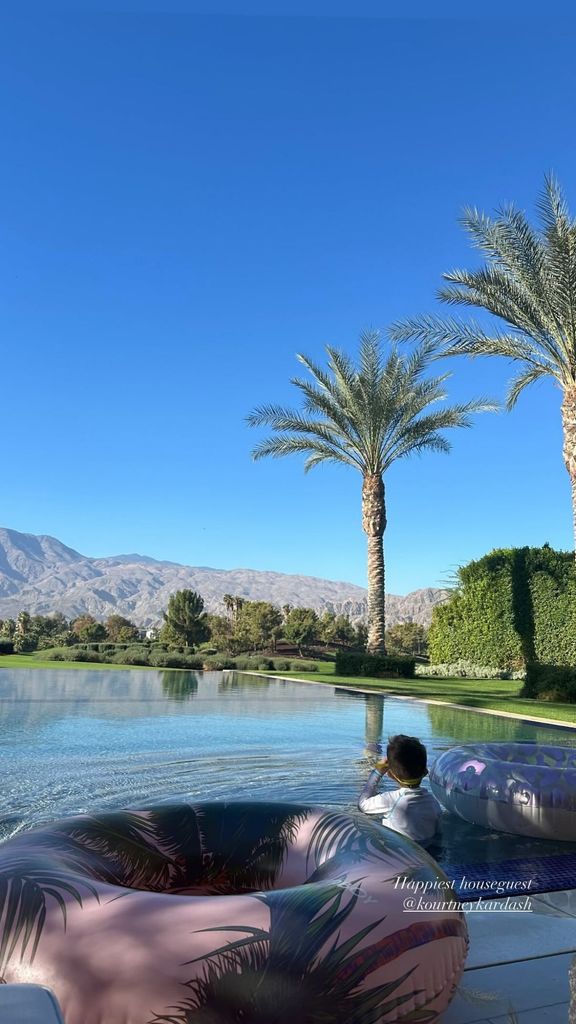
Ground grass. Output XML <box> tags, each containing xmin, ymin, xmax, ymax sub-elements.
<box><xmin>0</xmin><ymin>654</ymin><xmax>146</xmax><ymax>670</ymax></box>
<box><xmin>259</xmin><ymin>662</ymin><xmax>576</xmax><ymax>726</ymax></box>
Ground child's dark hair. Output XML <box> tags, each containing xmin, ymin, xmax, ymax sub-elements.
<box><xmin>386</xmin><ymin>735</ymin><xmax>428</xmax><ymax>785</ymax></box>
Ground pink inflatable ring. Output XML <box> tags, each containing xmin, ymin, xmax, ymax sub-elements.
<box><xmin>0</xmin><ymin>802</ymin><xmax>467</xmax><ymax>1023</ymax></box>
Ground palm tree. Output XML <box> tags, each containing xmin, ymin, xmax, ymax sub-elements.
<box><xmin>247</xmin><ymin>331</ymin><xmax>493</xmax><ymax>653</ymax></box>
<box><xmin>390</xmin><ymin>176</ymin><xmax>576</xmax><ymax>556</ymax></box>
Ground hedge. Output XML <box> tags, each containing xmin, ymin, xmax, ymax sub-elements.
<box><xmin>429</xmin><ymin>545</ymin><xmax>576</xmax><ymax>670</ymax></box>
<box><xmin>335</xmin><ymin>651</ymin><xmax>416</xmax><ymax>679</ymax></box>
<box><xmin>520</xmin><ymin>663</ymin><xmax>576</xmax><ymax>703</ymax></box>
<box><xmin>0</xmin><ymin>639</ymin><xmax>14</xmax><ymax>655</ymax></box>
<box><xmin>36</xmin><ymin>647</ymin><xmax>321</xmax><ymax>673</ymax></box>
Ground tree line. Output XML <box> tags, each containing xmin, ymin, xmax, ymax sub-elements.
<box><xmin>154</xmin><ymin>589</ymin><xmax>427</xmax><ymax>656</ymax></box>
<box><xmin>0</xmin><ymin>590</ymin><xmax>427</xmax><ymax>658</ymax></box>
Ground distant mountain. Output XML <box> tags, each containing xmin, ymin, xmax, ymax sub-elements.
<box><xmin>0</xmin><ymin>527</ymin><xmax>450</xmax><ymax>627</ymax></box>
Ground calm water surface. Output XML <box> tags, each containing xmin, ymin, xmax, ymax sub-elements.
<box><xmin>1</xmin><ymin>667</ymin><xmax>575</xmax><ymax>871</ymax></box>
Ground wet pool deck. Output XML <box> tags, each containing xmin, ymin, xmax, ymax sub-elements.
<box><xmin>442</xmin><ymin>888</ymin><xmax>576</xmax><ymax>1023</ymax></box>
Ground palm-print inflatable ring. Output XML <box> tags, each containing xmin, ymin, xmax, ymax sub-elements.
<box><xmin>0</xmin><ymin>802</ymin><xmax>468</xmax><ymax>1023</ymax></box>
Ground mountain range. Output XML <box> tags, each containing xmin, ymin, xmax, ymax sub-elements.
<box><xmin>0</xmin><ymin>527</ymin><xmax>450</xmax><ymax>627</ymax></box>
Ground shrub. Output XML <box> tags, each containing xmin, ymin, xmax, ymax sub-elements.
<box><xmin>335</xmin><ymin>651</ymin><xmax>415</xmax><ymax>679</ymax></box>
<box><xmin>0</xmin><ymin>639</ymin><xmax>14</xmax><ymax>655</ymax></box>
<box><xmin>120</xmin><ymin>647</ymin><xmax>151</xmax><ymax>666</ymax></box>
<box><xmin>41</xmin><ymin>647</ymin><xmax>68</xmax><ymax>661</ymax></box>
<box><xmin>149</xmin><ymin>651</ymin><xmax>203</xmax><ymax>669</ymax></box>
<box><xmin>56</xmin><ymin>648</ymin><xmax>103</xmax><ymax>663</ymax></box>
<box><xmin>109</xmin><ymin>651</ymin><xmax>129</xmax><ymax>664</ymax></box>
<box><xmin>521</xmin><ymin>663</ymin><xmax>576</xmax><ymax>702</ymax></box>
<box><xmin>290</xmin><ymin>660</ymin><xmax>318</xmax><ymax>672</ymax></box>
<box><xmin>202</xmin><ymin>655</ymin><xmax>237</xmax><ymax>670</ymax></box>
<box><xmin>415</xmin><ymin>660</ymin><xmax>524</xmax><ymax>680</ymax></box>
<box><xmin>234</xmin><ymin>657</ymin><xmax>262</xmax><ymax>671</ymax></box>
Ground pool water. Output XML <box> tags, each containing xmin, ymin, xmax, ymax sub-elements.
<box><xmin>1</xmin><ymin>667</ymin><xmax>575</xmax><ymax>897</ymax></box>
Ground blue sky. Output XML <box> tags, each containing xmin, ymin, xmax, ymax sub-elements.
<box><xmin>1</xmin><ymin>10</ymin><xmax>575</xmax><ymax>594</ymax></box>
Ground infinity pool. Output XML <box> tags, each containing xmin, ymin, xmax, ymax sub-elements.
<box><xmin>1</xmin><ymin>667</ymin><xmax>575</xmax><ymax>893</ymax></box>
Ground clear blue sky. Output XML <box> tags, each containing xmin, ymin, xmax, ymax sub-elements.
<box><xmin>1</xmin><ymin>10</ymin><xmax>575</xmax><ymax>594</ymax></box>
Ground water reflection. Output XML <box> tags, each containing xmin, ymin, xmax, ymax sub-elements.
<box><xmin>427</xmin><ymin>704</ymin><xmax>527</xmax><ymax>745</ymax></box>
<box><xmin>364</xmin><ymin>695</ymin><xmax>383</xmax><ymax>762</ymax></box>
<box><xmin>218</xmin><ymin>671</ymin><xmax>272</xmax><ymax>692</ymax></box>
<box><xmin>160</xmin><ymin>671</ymin><xmax>199</xmax><ymax>701</ymax></box>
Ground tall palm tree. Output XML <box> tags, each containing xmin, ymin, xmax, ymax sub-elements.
<box><xmin>247</xmin><ymin>332</ymin><xmax>493</xmax><ymax>653</ymax></box>
<box><xmin>390</xmin><ymin>176</ymin><xmax>576</xmax><ymax>556</ymax></box>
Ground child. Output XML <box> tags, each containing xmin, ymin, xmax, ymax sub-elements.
<box><xmin>358</xmin><ymin>734</ymin><xmax>441</xmax><ymax>844</ymax></box>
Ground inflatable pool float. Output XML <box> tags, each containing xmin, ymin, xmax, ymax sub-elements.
<box><xmin>430</xmin><ymin>742</ymin><xmax>576</xmax><ymax>840</ymax></box>
<box><xmin>0</xmin><ymin>801</ymin><xmax>467</xmax><ymax>1024</ymax></box>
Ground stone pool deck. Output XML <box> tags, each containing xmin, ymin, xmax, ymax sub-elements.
<box><xmin>442</xmin><ymin>888</ymin><xmax>576</xmax><ymax>1023</ymax></box>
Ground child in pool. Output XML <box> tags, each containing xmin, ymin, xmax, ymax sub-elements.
<box><xmin>358</xmin><ymin>734</ymin><xmax>441</xmax><ymax>844</ymax></box>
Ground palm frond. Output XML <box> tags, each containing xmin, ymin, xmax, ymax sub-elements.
<box><xmin>0</xmin><ymin>857</ymin><xmax>98</xmax><ymax>973</ymax></box>
<box><xmin>156</xmin><ymin>874</ymin><xmax>463</xmax><ymax>1024</ymax></box>
<box><xmin>251</xmin><ymin>435</ymin><xmax>362</xmax><ymax>471</ymax></box>
<box><xmin>248</xmin><ymin>331</ymin><xmax>492</xmax><ymax>479</ymax></box>
<box><xmin>506</xmin><ymin>364</ymin><xmax>551</xmax><ymax>409</ymax></box>
<box><xmin>392</xmin><ymin>178</ymin><xmax>576</xmax><ymax>398</ymax></box>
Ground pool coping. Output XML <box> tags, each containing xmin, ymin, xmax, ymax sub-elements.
<box><xmin>230</xmin><ymin>670</ymin><xmax>576</xmax><ymax>732</ymax></box>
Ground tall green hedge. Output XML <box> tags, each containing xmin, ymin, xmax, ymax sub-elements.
<box><xmin>429</xmin><ymin>545</ymin><xmax>576</xmax><ymax>670</ymax></box>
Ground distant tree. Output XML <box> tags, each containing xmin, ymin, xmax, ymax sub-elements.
<box><xmin>333</xmin><ymin>614</ymin><xmax>356</xmax><ymax>645</ymax></box>
<box><xmin>105</xmin><ymin>614</ymin><xmax>140</xmax><ymax>643</ymax></box>
<box><xmin>31</xmin><ymin>613</ymin><xmax>70</xmax><ymax>638</ymax></box>
<box><xmin>71</xmin><ymin>615</ymin><xmax>107</xmax><ymax>643</ymax></box>
<box><xmin>233</xmin><ymin>601</ymin><xmax>283</xmax><ymax>652</ymax></box>
<box><xmin>222</xmin><ymin>594</ymin><xmax>235</xmax><ymax>619</ymax></box>
<box><xmin>283</xmin><ymin>607</ymin><xmax>320</xmax><ymax>655</ymax></box>
<box><xmin>354</xmin><ymin>622</ymin><xmax>368</xmax><ymax>652</ymax></box>
<box><xmin>163</xmin><ymin>590</ymin><xmax>210</xmax><ymax>649</ymax></box>
<box><xmin>385</xmin><ymin>622</ymin><xmax>428</xmax><ymax>657</ymax></box>
<box><xmin>15</xmin><ymin>611</ymin><xmax>31</xmax><ymax>635</ymax></box>
<box><xmin>318</xmin><ymin>611</ymin><xmax>355</xmax><ymax>646</ymax></box>
<box><xmin>0</xmin><ymin>618</ymin><xmax>15</xmax><ymax>640</ymax></box>
<box><xmin>205</xmin><ymin>614</ymin><xmax>233</xmax><ymax>651</ymax></box>
<box><xmin>71</xmin><ymin>614</ymin><xmax>106</xmax><ymax>638</ymax></box>
<box><xmin>318</xmin><ymin>610</ymin><xmax>337</xmax><ymax>644</ymax></box>
<box><xmin>158</xmin><ymin>622</ymin><xmax>184</xmax><ymax>648</ymax></box>
<box><xmin>13</xmin><ymin>611</ymin><xmax>37</xmax><ymax>652</ymax></box>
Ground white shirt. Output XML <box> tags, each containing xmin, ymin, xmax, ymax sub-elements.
<box><xmin>358</xmin><ymin>771</ymin><xmax>441</xmax><ymax>844</ymax></box>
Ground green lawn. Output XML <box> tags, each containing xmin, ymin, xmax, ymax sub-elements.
<box><xmin>0</xmin><ymin>654</ymin><xmax>144</xmax><ymax>670</ymax></box>
<box><xmin>260</xmin><ymin>663</ymin><xmax>576</xmax><ymax>726</ymax></box>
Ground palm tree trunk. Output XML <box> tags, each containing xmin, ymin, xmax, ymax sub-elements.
<box><xmin>362</xmin><ymin>473</ymin><xmax>386</xmax><ymax>654</ymax></box>
<box><xmin>561</xmin><ymin>386</ymin><xmax>576</xmax><ymax>557</ymax></box>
